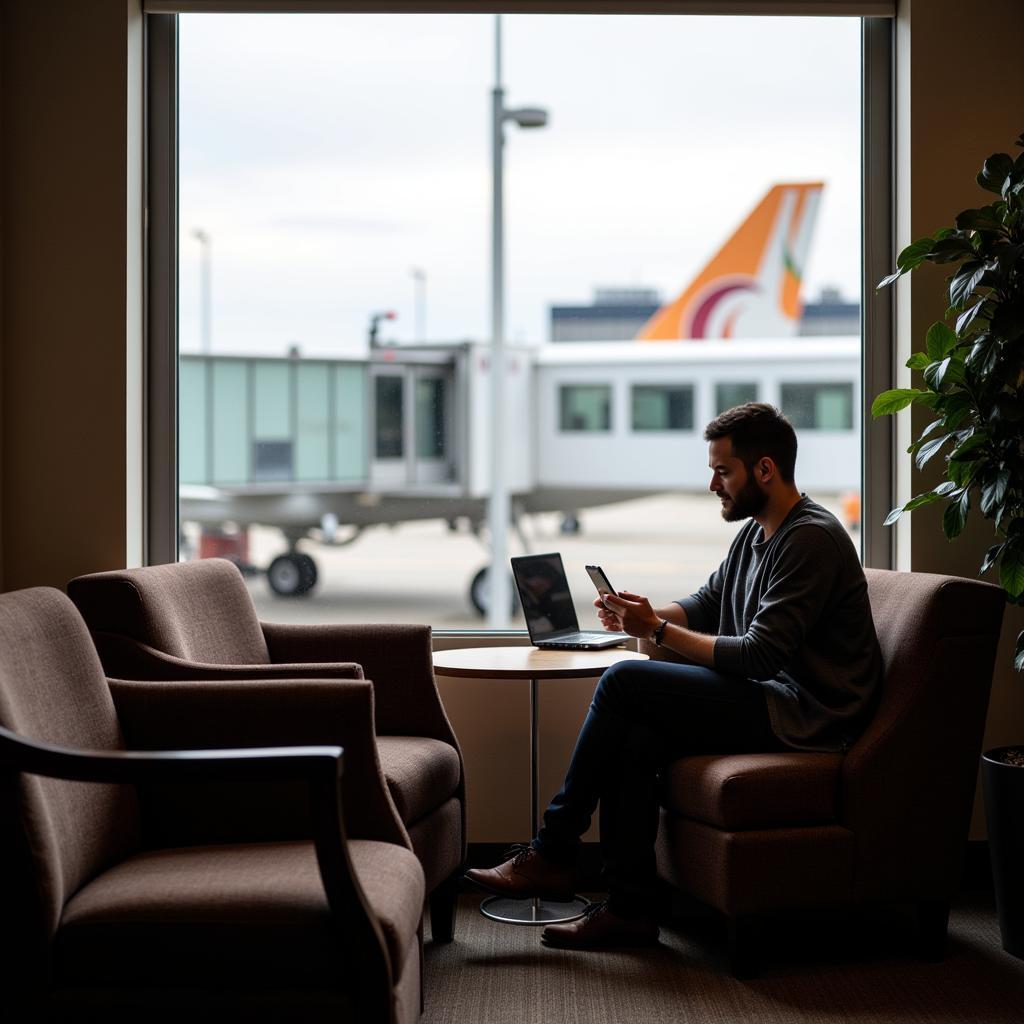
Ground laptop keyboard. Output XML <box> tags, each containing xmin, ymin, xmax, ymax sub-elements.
<box><xmin>540</xmin><ymin>632</ymin><xmax>622</xmax><ymax>648</ymax></box>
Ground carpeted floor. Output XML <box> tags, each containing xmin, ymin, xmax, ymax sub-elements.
<box><xmin>422</xmin><ymin>892</ymin><xmax>1024</xmax><ymax>1023</ymax></box>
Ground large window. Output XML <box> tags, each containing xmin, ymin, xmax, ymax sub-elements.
<box><xmin>173</xmin><ymin>11</ymin><xmax>866</xmax><ymax>627</ymax></box>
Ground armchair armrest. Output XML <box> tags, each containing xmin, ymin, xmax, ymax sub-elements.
<box><xmin>108</xmin><ymin>677</ymin><xmax>407</xmax><ymax>848</ymax></box>
<box><xmin>92</xmin><ymin>631</ymin><xmax>364</xmax><ymax>682</ymax></box>
<box><xmin>0</xmin><ymin>722</ymin><xmax>341</xmax><ymax>786</ymax></box>
<box><xmin>261</xmin><ymin>621</ymin><xmax>456</xmax><ymax>743</ymax></box>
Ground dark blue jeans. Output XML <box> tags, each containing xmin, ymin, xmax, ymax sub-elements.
<box><xmin>532</xmin><ymin>659</ymin><xmax>785</xmax><ymax>918</ymax></box>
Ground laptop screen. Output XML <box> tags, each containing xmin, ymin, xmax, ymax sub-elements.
<box><xmin>511</xmin><ymin>553</ymin><xmax>580</xmax><ymax>641</ymax></box>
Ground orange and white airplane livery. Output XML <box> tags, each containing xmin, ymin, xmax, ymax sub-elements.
<box><xmin>636</xmin><ymin>182</ymin><xmax>824</xmax><ymax>341</ymax></box>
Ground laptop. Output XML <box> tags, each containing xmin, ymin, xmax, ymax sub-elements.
<box><xmin>511</xmin><ymin>553</ymin><xmax>627</xmax><ymax>650</ymax></box>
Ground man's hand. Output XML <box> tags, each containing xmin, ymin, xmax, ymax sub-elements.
<box><xmin>601</xmin><ymin>591</ymin><xmax>661</xmax><ymax>640</ymax></box>
<box><xmin>593</xmin><ymin>594</ymin><xmax>624</xmax><ymax>632</ymax></box>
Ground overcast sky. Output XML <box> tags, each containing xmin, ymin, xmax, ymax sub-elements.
<box><xmin>179</xmin><ymin>12</ymin><xmax>861</xmax><ymax>357</ymax></box>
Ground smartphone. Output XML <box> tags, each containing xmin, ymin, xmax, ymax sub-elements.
<box><xmin>585</xmin><ymin>565</ymin><xmax>618</xmax><ymax>606</ymax></box>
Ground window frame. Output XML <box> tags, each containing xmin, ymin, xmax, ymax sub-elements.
<box><xmin>144</xmin><ymin>7</ymin><xmax>896</xmax><ymax>595</ymax></box>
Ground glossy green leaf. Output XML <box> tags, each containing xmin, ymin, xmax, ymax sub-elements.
<box><xmin>967</xmin><ymin>333</ymin><xmax>999</xmax><ymax>373</ymax></box>
<box><xmin>1000</xmin><ymin>546</ymin><xmax>1024</xmax><ymax>600</ymax></box>
<box><xmin>948</xmin><ymin>456</ymin><xmax>979</xmax><ymax>488</ymax></box>
<box><xmin>955</xmin><ymin>206</ymin><xmax>1006</xmax><ymax>234</ymax></box>
<box><xmin>906</xmin><ymin>351</ymin><xmax>932</xmax><ymax>371</ymax></box>
<box><xmin>980</xmin><ymin>542</ymin><xmax>1004</xmax><ymax>576</ymax></box>
<box><xmin>924</xmin><ymin>358</ymin><xmax>950</xmax><ymax>391</ymax></box>
<box><xmin>980</xmin><ymin>468</ymin><xmax>1010</xmax><ymax>516</ymax></box>
<box><xmin>914</xmin><ymin>434</ymin><xmax>952</xmax><ymax>470</ymax></box>
<box><xmin>949</xmin><ymin>261</ymin><xmax>990</xmax><ymax>308</ymax></box>
<box><xmin>871</xmin><ymin>389</ymin><xmax>927</xmax><ymax>418</ymax></box>
<box><xmin>1014</xmin><ymin>630</ymin><xmax>1024</xmax><ymax>674</ymax></box>
<box><xmin>926</xmin><ymin>321</ymin><xmax>958</xmax><ymax>360</ymax></box>
<box><xmin>942</xmin><ymin>489</ymin><xmax>970</xmax><ymax>539</ymax></box>
<box><xmin>904</xmin><ymin>490</ymin><xmax>946</xmax><ymax>512</ymax></box>
<box><xmin>897</xmin><ymin>236</ymin><xmax>937</xmax><ymax>272</ymax></box>
<box><xmin>883</xmin><ymin>505</ymin><xmax>904</xmax><ymax>527</ymax></box>
<box><xmin>956</xmin><ymin>300</ymin><xmax>988</xmax><ymax>336</ymax></box>
<box><xmin>977</xmin><ymin>152</ymin><xmax>1013</xmax><ymax>195</ymax></box>
<box><xmin>949</xmin><ymin>432</ymin><xmax>989</xmax><ymax>462</ymax></box>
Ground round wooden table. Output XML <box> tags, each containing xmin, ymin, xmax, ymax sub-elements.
<box><xmin>432</xmin><ymin>644</ymin><xmax>648</xmax><ymax>924</ymax></box>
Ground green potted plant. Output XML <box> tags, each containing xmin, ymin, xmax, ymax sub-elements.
<box><xmin>872</xmin><ymin>131</ymin><xmax>1024</xmax><ymax>959</ymax></box>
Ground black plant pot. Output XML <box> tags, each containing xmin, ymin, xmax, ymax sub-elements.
<box><xmin>982</xmin><ymin>748</ymin><xmax>1024</xmax><ymax>959</ymax></box>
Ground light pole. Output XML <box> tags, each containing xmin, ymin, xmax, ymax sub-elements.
<box><xmin>191</xmin><ymin>228</ymin><xmax>212</xmax><ymax>355</ymax></box>
<box><xmin>487</xmin><ymin>14</ymin><xmax>548</xmax><ymax>628</ymax></box>
<box><xmin>410</xmin><ymin>266</ymin><xmax>427</xmax><ymax>341</ymax></box>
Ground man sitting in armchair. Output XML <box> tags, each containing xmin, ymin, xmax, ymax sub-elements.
<box><xmin>467</xmin><ymin>402</ymin><xmax>884</xmax><ymax>950</ymax></box>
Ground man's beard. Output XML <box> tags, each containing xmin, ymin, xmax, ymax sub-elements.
<box><xmin>720</xmin><ymin>473</ymin><xmax>769</xmax><ymax>522</ymax></box>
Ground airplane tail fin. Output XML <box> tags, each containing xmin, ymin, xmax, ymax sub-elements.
<box><xmin>636</xmin><ymin>182</ymin><xmax>823</xmax><ymax>341</ymax></box>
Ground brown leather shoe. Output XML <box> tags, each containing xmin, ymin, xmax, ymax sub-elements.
<box><xmin>541</xmin><ymin>901</ymin><xmax>659</xmax><ymax>950</ymax></box>
<box><xmin>464</xmin><ymin>844</ymin><xmax>576</xmax><ymax>901</ymax></box>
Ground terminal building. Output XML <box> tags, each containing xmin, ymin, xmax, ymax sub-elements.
<box><xmin>550</xmin><ymin>285</ymin><xmax>859</xmax><ymax>341</ymax></box>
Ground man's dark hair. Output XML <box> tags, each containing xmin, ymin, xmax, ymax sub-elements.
<box><xmin>703</xmin><ymin>403</ymin><xmax>798</xmax><ymax>483</ymax></box>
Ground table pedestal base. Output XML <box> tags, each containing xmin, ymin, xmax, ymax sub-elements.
<box><xmin>480</xmin><ymin>894</ymin><xmax>590</xmax><ymax>925</ymax></box>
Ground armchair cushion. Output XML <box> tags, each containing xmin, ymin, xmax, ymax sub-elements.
<box><xmin>56</xmin><ymin>839</ymin><xmax>423</xmax><ymax>988</ymax></box>
<box><xmin>664</xmin><ymin>752</ymin><xmax>843</xmax><ymax>830</ymax></box>
<box><xmin>376</xmin><ymin>736</ymin><xmax>461</xmax><ymax>826</ymax></box>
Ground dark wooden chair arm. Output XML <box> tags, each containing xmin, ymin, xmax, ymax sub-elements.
<box><xmin>0</xmin><ymin>722</ymin><xmax>343</xmax><ymax>787</ymax></box>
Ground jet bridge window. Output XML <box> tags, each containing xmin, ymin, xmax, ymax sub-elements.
<box><xmin>780</xmin><ymin>382</ymin><xmax>854</xmax><ymax>430</ymax></box>
<box><xmin>631</xmin><ymin>384</ymin><xmax>694</xmax><ymax>431</ymax></box>
<box><xmin>715</xmin><ymin>382</ymin><xmax>759</xmax><ymax>414</ymax></box>
<box><xmin>375</xmin><ymin>375</ymin><xmax>405</xmax><ymax>458</ymax></box>
<box><xmin>559</xmin><ymin>385</ymin><xmax>611</xmax><ymax>432</ymax></box>
<box><xmin>416</xmin><ymin>378</ymin><xmax>447</xmax><ymax>459</ymax></box>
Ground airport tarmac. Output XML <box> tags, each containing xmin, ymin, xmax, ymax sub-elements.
<box><xmin>233</xmin><ymin>490</ymin><xmax>859</xmax><ymax>630</ymax></box>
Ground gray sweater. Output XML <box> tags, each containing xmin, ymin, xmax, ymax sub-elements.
<box><xmin>677</xmin><ymin>496</ymin><xmax>883</xmax><ymax>752</ymax></box>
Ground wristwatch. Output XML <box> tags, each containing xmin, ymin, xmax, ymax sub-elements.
<box><xmin>652</xmin><ymin>618</ymin><xmax>669</xmax><ymax>646</ymax></box>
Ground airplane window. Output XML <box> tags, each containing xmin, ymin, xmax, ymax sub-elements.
<box><xmin>631</xmin><ymin>385</ymin><xmax>694</xmax><ymax>431</ymax></box>
<box><xmin>779</xmin><ymin>382</ymin><xmax>854</xmax><ymax>430</ymax></box>
<box><xmin>175</xmin><ymin>11</ymin><xmax>864</xmax><ymax>624</ymax></box>
<box><xmin>715</xmin><ymin>382</ymin><xmax>759</xmax><ymax>414</ymax></box>
<box><xmin>560</xmin><ymin>385</ymin><xmax>612</xmax><ymax>432</ymax></box>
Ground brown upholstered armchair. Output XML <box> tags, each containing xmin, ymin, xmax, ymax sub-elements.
<box><xmin>650</xmin><ymin>568</ymin><xmax>1005</xmax><ymax>977</ymax></box>
<box><xmin>67</xmin><ymin>558</ymin><xmax>466</xmax><ymax>943</ymax></box>
<box><xmin>0</xmin><ymin>587</ymin><xmax>423</xmax><ymax>1021</ymax></box>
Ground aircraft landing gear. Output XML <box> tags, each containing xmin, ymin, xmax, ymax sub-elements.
<box><xmin>469</xmin><ymin>566</ymin><xmax>519</xmax><ymax>618</ymax></box>
<box><xmin>560</xmin><ymin>512</ymin><xmax>582</xmax><ymax>535</ymax></box>
<box><xmin>267</xmin><ymin>552</ymin><xmax>318</xmax><ymax>597</ymax></box>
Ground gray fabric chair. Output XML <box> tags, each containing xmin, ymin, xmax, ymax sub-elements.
<box><xmin>649</xmin><ymin>568</ymin><xmax>1006</xmax><ymax>977</ymax></box>
<box><xmin>0</xmin><ymin>587</ymin><xmax>423</xmax><ymax>1022</ymax></box>
<box><xmin>66</xmin><ymin>558</ymin><xmax>465</xmax><ymax>942</ymax></box>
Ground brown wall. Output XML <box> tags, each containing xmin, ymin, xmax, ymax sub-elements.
<box><xmin>0</xmin><ymin>1</ymin><xmax>134</xmax><ymax>591</ymax></box>
<box><xmin>894</xmin><ymin>0</ymin><xmax>1024</xmax><ymax>835</ymax></box>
